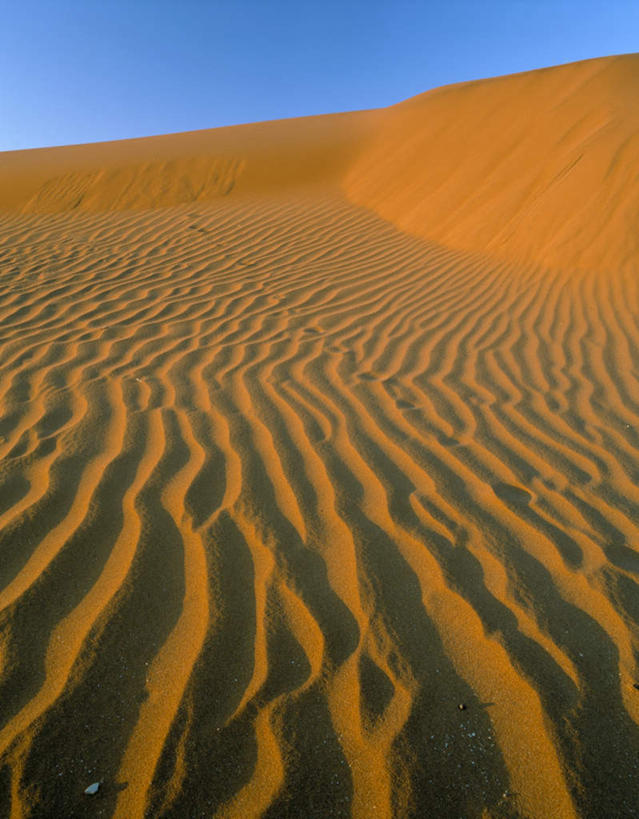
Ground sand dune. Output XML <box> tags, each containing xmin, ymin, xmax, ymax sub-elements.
<box><xmin>346</xmin><ymin>53</ymin><xmax>639</xmax><ymax>272</ymax></box>
<box><xmin>0</xmin><ymin>55</ymin><xmax>639</xmax><ymax>818</ymax></box>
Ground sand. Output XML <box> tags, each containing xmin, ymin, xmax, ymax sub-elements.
<box><xmin>0</xmin><ymin>53</ymin><xmax>638</xmax><ymax>818</ymax></box>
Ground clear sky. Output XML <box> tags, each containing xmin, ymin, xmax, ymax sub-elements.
<box><xmin>1</xmin><ymin>0</ymin><xmax>637</xmax><ymax>151</ymax></box>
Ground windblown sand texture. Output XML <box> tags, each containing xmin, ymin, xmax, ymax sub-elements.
<box><xmin>1</xmin><ymin>54</ymin><xmax>639</xmax><ymax>818</ymax></box>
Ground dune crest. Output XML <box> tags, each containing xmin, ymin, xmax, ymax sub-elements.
<box><xmin>0</xmin><ymin>110</ymin><xmax>381</xmax><ymax>213</ymax></box>
<box><xmin>1</xmin><ymin>55</ymin><xmax>639</xmax><ymax>818</ymax></box>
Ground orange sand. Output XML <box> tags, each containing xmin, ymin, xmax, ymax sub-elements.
<box><xmin>1</xmin><ymin>54</ymin><xmax>639</xmax><ymax>818</ymax></box>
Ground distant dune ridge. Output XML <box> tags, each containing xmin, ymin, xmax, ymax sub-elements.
<box><xmin>0</xmin><ymin>54</ymin><xmax>639</xmax><ymax>818</ymax></box>
<box><xmin>3</xmin><ymin>53</ymin><xmax>639</xmax><ymax>270</ymax></box>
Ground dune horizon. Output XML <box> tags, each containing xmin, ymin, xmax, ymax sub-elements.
<box><xmin>1</xmin><ymin>52</ymin><xmax>639</xmax><ymax>817</ymax></box>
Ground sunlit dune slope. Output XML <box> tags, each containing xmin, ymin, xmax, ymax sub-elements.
<box><xmin>0</xmin><ymin>109</ymin><xmax>382</xmax><ymax>212</ymax></box>
<box><xmin>1</xmin><ymin>54</ymin><xmax>639</xmax><ymax>819</ymax></box>
<box><xmin>345</xmin><ymin>53</ymin><xmax>639</xmax><ymax>271</ymax></box>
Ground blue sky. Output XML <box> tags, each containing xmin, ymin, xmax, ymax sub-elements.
<box><xmin>1</xmin><ymin>0</ymin><xmax>637</xmax><ymax>151</ymax></box>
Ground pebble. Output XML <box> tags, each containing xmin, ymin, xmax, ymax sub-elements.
<box><xmin>84</xmin><ymin>782</ymin><xmax>100</xmax><ymax>796</ymax></box>
<box><xmin>458</xmin><ymin>703</ymin><xmax>467</xmax><ymax>711</ymax></box>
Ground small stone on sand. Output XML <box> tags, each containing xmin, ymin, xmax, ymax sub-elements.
<box><xmin>84</xmin><ymin>782</ymin><xmax>100</xmax><ymax>795</ymax></box>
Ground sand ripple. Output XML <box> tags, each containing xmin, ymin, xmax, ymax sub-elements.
<box><xmin>0</xmin><ymin>191</ymin><xmax>638</xmax><ymax>817</ymax></box>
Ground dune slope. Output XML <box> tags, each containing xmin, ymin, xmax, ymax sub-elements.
<box><xmin>1</xmin><ymin>55</ymin><xmax>639</xmax><ymax>818</ymax></box>
<box><xmin>345</xmin><ymin>53</ymin><xmax>639</xmax><ymax>272</ymax></box>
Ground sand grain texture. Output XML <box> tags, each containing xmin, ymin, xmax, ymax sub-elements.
<box><xmin>1</xmin><ymin>54</ymin><xmax>639</xmax><ymax>818</ymax></box>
